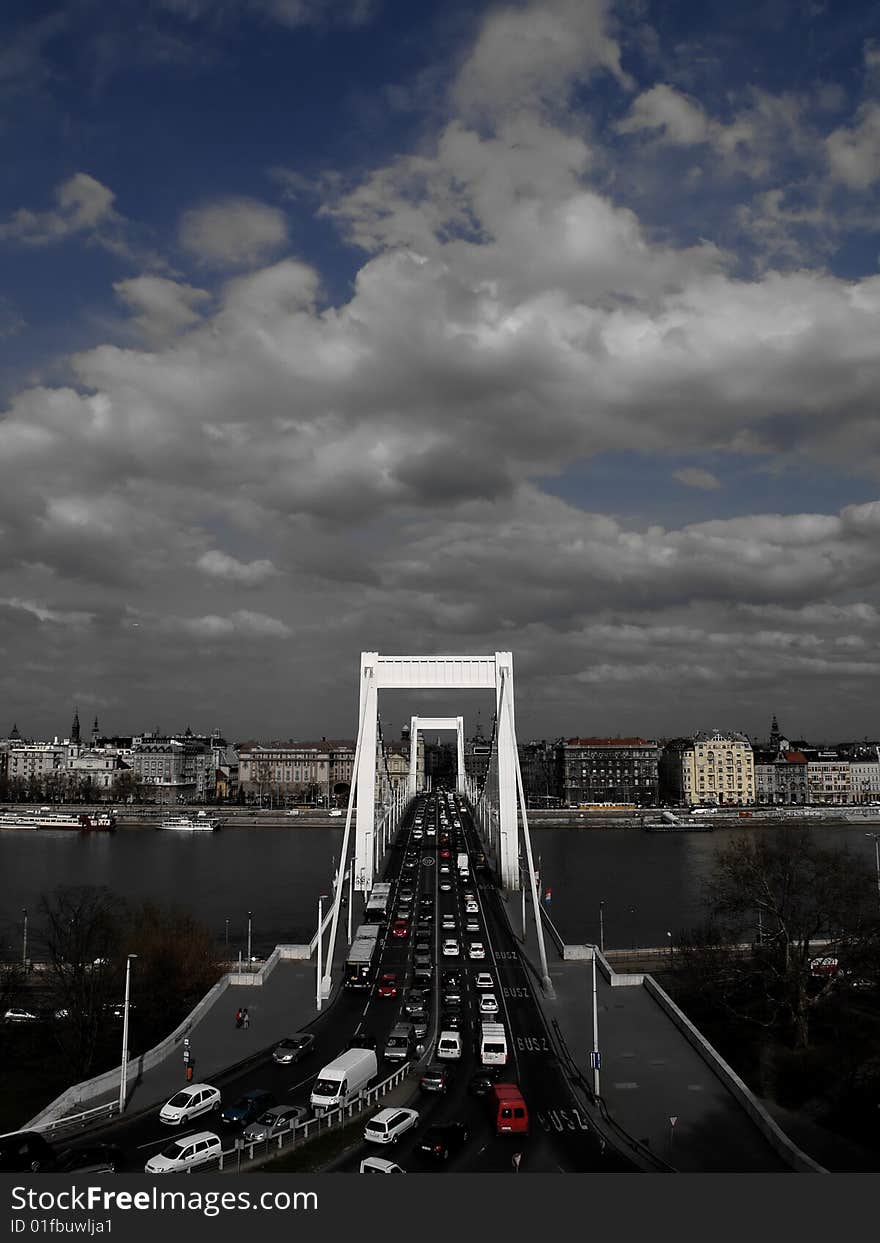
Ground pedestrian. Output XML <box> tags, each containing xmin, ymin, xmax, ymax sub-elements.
<box><xmin>242</xmin><ymin>1007</ymin><xmax>250</xmax><ymax>1029</ymax></box>
<box><xmin>235</xmin><ymin>1007</ymin><xmax>242</xmax><ymax>1029</ymax></box>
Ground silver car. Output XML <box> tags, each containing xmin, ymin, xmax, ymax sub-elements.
<box><xmin>242</xmin><ymin>1105</ymin><xmax>307</xmax><ymax>1143</ymax></box>
<box><xmin>272</xmin><ymin>1033</ymin><xmax>315</xmax><ymax>1064</ymax></box>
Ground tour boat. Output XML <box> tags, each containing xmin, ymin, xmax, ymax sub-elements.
<box><xmin>0</xmin><ymin>809</ymin><xmax>116</xmax><ymax>830</ymax></box>
<box><xmin>158</xmin><ymin>812</ymin><xmax>221</xmax><ymax>831</ymax></box>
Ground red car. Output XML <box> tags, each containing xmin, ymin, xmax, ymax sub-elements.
<box><xmin>391</xmin><ymin>919</ymin><xmax>409</xmax><ymax>940</ymax></box>
<box><xmin>377</xmin><ymin>972</ymin><xmax>399</xmax><ymax>998</ymax></box>
<box><xmin>439</xmin><ymin>848</ymin><xmax>452</xmax><ymax>860</ymax></box>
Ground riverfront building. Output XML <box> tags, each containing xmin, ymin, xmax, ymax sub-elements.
<box><xmin>660</xmin><ymin>731</ymin><xmax>755</xmax><ymax>806</ymax></box>
<box><xmin>562</xmin><ymin>738</ymin><xmax>660</xmax><ymax>807</ymax></box>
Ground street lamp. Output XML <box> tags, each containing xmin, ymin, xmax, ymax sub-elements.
<box><xmin>666</xmin><ymin>931</ymin><xmax>673</xmax><ymax>964</ymax></box>
<box><xmin>866</xmin><ymin>834</ymin><xmax>880</xmax><ymax>902</ymax></box>
<box><xmin>316</xmin><ymin>894</ymin><xmax>328</xmax><ymax>1011</ymax></box>
<box><xmin>599</xmin><ymin>900</ymin><xmax>605</xmax><ymax>955</ymax></box>
<box><xmin>225</xmin><ymin>918</ymin><xmax>230</xmax><ymax>947</ymax></box>
<box><xmin>119</xmin><ymin>954</ymin><xmax>137</xmax><ymax>1112</ymax></box>
<box><xmin>247</xmin><ymin>910</ymin><xmax>253</xmax><ymax>965</ymax></box>
<box><xmin>591</xmin><ymin>944</ymin><xmax>601</xmax><ymax>1098</ymax></box>
<box><xmin>21</xmin><ymin>908</ymin><xmax>28</xmax><ymax>969</ymax></box>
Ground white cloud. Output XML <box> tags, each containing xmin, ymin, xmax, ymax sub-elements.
<box><xmin>114</xmin><ymin>276</ymin><xmax>210</xmax><ymax>341</ymax></box>
<box><xmin>616</xmin><ymin>84</ymin><xmax>710</xmax><ymax>145</ymax></box>
<box><xmin>673</xmin><ymin>467</ymin><xmax>721</xmax><ymax>490</ymax></box>
<box><xmin>0</xmin><ymin>173</ymin><xmax>117</xmax><ymax>246</ymax></box>
<box><xmin>0</xmin><ymin>596</ymin><xmax>94</xmax><ymax>627</ymax></box>
<box><xmin>169</xmin><ymin>610</ymin><xmax>292</xmax><ymax>638</ymax></box>
<box><xmin>196</xmin><ymin>550</ymin><xmax>279</xmax><ymax>585</ymax></box>
<box><xmin>178</xmin><ymin>197</ymin><xmax>288</xmax><ymax>266</ymax></box>
<box><xmin>826</xmin><ymin>102</ymin><xmax>880</xmax><ymax>189</ymax></box>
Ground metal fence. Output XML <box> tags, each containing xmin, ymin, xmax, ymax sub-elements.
<box><xmin>37</xmin><ymin>1100</ymin><xmax>119</xmax><ymax>1138</ymax></box>
<box><xmin>187</xmin><ymin>1061</ymin><xmax>413</xmax><ymax>1174</ymax></box>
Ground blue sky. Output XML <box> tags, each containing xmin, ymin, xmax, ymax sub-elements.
<box><xmin>3</xmin><ymin>0</ymin><xmax>880</xmax><ymax>743</ymax></box>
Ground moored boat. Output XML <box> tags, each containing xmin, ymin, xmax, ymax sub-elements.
<box><xmin>158</xmin><ymin>812</ymin><xmax>221</xmax><ymax>831</ymax></box>
<box><xmin>0</xmin><ymin>808</ymin><xmax>116</xmax><ymax>830</ymax></box>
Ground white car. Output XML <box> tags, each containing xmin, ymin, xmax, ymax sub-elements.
<box><xmin>441</xmin><ymin>915</ymin><xmax>457</xmax><ymax>930</ymax></box>
<box><xmin>479</xmin><ymin>992</ymin><xmax>499</xmax><ymax>1015</ymax></box>
<box><xmin>468</xmin><ymin>941</ymin><xmax>486</xmax><ymax>960</ymax></box>
<box><xmin>328</xmin><ymin>809</ymin><xmax>343</xmax><ymax>817</ymax></box>
<box><xmin>474</xmin><ymin>972</ymin><xmax>494</xmax><ymax>990</ymax></box>
<box><xmin>464</xmin><ymin>899</ymin><xmax>479</xmax><ymax>914</ymax></box>
<box><xmin>159</xmin><ymin>1083</ymin><xmax>221</xmax><ymax>1125</ymax></box>
<box><xmin>363</xmin><ymin>1107</ymin><xmax>419</xmax><ymax>1145</ymax></box>
<box><xmin>4</xmin><ymin>1008</ymin><xmax>39</xmax><ymax>1023</ymax></box>
<box><xmin>436</xmin><ymin>1030</ymin><xmax>462</xmax><ymax>1060</ymax></box>
<box><xmin>442</xmin><ymin>939</ymin><xmax>460</xmax><ymax>958</ymax></box>
<box><xmin>360</xmin><ymin>1156</ymin><xmax>406</xmax><ymax>1173</ymax></box>
<box><xmin>145</xmin><ymin>1131</ymin><xmax>222</xmax><ymax>1174</ymax></box>
<box><xmin>465</xmin><ymin>917</ymin><xmax>480</xmax><ymax>933</ymax></box>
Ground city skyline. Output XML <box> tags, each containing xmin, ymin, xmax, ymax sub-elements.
<box><xmin>3</xmin><ymin>2</ymin><xmax>880</xmax><ymax>740</ymax></box>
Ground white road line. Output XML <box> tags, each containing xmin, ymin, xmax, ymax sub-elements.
<box><xmin>137</xmin><ymin>1127</ymin><xmax>199</xmax><ymax>1151</ymax></box>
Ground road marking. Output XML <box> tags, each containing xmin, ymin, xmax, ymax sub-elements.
<box><xmin>612</xmin><ymin>1082</ymin><xmax>639</xmax><ymax>1089</ymax></box>
<box><xmin>286</xmin><ymin>1075</ymin><xmax>313</xmax><ymax>1093</ymax></box>
<box><xmin>137</xmin><ymin>1128</ymin><xmax>199</xmax><ymax>1151</ymax></box>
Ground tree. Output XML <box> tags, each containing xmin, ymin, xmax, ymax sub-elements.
<box><xmin>680</xmin><ymin>830</ymin><xmax>880</xmax><ymax>1049</ymax></box>
<box><xmin>39</xmin><ymin>885</ymin><xmax>126</xmax><ymax>1077</ymax></box>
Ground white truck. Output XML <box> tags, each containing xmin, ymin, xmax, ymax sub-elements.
<box><xmin>456</xmin><ymin>852</ymin><xmax>470</xmax><ymax>879</ymax></box>
<box><xmin>479</xmin><ymin>1022</ymin><xmax>508</xmax><ymax>1066</ymax></box>
<box><xmin>309</xmin><ymin>1047</ymin><xmax>377</xmax><ymax>1115</ymax></box>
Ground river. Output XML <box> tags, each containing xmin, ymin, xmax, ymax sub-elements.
<box><xmin>2</xmin><ymin>822</ymin><xmax>878</xmax><ymax>954</ymax></box>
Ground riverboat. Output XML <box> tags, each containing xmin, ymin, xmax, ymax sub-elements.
<box><xmin>0</xmin><ymin>809</ymin><xmax>116</xmax><ymax>830</ymax></box>
<box><xmin>158</xmin><ymin>813</ymin><xmax>221</xmax><ymax>831</ymax></box>
<box><xmin>642</xmin><ymin>810</ymin><xmax>715</xmax><ymax>833</ymax></box>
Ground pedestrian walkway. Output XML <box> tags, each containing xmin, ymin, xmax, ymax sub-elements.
<box><xmin>510</xmin><ymin>892</ymin><xmax>810</xmax><ymax>1173</ymax></box>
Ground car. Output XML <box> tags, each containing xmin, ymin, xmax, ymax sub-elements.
<box><xmin>439</xmin><ymin>848</ymin><xmax>452</xmax><ymax>860</ymax></box>
<box><xmin>416</xmin><ymin>920</ymin><xmax>432</xmax><ymax>937</ymax></box>
<box><xmin>391</xmin><ymin>919</ymin><xmax>409</xmax><ymax>940</ymax></box>
<box><xmin>420</xmin><ymin>1063</ymin><xmax>453</xmax><ymax>1093</ymax></box>
<box><xmin>242</xmin><ymin>1105</ymin><xmax>307</xmax><ymax>1142</ymax></box>
<box><xmin>464</xmin><ymin>899</ymin><xmax>479</xmax><ymax>914</ymax></box>
<box><xmin>377</xmin><ymin>973</ymin><xmax>399</xmax><ymax>999</ymax></box>
<box><xmin>345</xmin><ymin>1032</ymin><xmax>378</xmax><ymax>1050</ymax></box>
<box><xmin>442</xmin><ymin>968</ymin><xmax>462</xmax><ymax>985</ymax></box>
<box><xmin>412</xmin><ymin>968</ymin><xmax>433</xmax><ymax>988</ymax></box>
<box><xmin>440</xmin><ymin>1009</ymin><xmax>463</xmax><ymax>1030</ymax></box>
<box><xmin>442</xmin><ymin>986</ymin><xmax>461</xmax><ymax>1006</ymax></box>
<box><xmin>360</xmin><ymin>1156</ymin><xmax>406</xmax><ymax>1173</ymax></box>
<box><xmin>399</xmin><ymin>887</ymin><xmax>415</xmax><ymax>902</ymax></box>
<box><xmin>3</xmin><ymin>1008</ymin><xmax>39</xmax><ymax>1023</ymax></box>
<box><xmin>468</xmin><ymin>941</ymin><xmax>486</xmax><ymax>960</ymax></box>
<box><xmin>439</xmin><ymin>864</ymin><xmax>451</xmax><ymax>876</ymax></box>
<box><xmin>54</xmin><ymin>1143</ymin><xmax>125</xmax><ymax>1174</ymax></box>
<box><xmin>220</xmin><ymin>1088</ymin><xmax>275</xmax><ymax>1127</ymax></box>
<box><xmin>474</xmin><ymin>972</ymin><xmax>494</xmax><ymax>990</ymax></box>
<box><xmin>441</xmin><ymin>914</ymin><xmax>457</xmax><ymax>931</ymax></box>
<box><xmin>440</xmin><ymin>881</ymin><xmax>452</xmax><ymax>892</ymax></box>
<box><xmin>411</xmin><ymin>1015</ymin><xmax>429</xmax><ymax>1040</ymax></box>
<box><xmin>272</xmin><ymin>1033</ymin><xmax>316</xmax><ymax>1064</ymax></box>
<box><xmin>0</xmin><ymin>1130</ymin><xmax>59</xmax><ymax>1172</ymax></box>
<box><xmin>328</xmin><ymin>808</ymin><xmax>343</xmax><ymax>817</ymax></box>
<box><xmin>414</xmin><ymin>938</ymin><xmax>432</xmax><ymax>954</ymax></box>
<box><xmin>468</xmin><ymin>1066</ymin><xmax>503</xmax><ymax>1096</ymax></box>
<box><xmin>363</xmin><ymin>1107</ymin><xmax>420</xmax><ymax>1145</ymax></box>
<box><xmin>442</xmin><ymin>939</ymin><xmax>459</xmax><ymax>958</ymax></box>
<box><xmin>479</xmin><ymin>992</ymin><xmax>499</xmax><ymax>1015</ymax></box>
<box><xmin>436</xmin><ymin>1030</ymin><xmax>462</xmax><ymax>1060</ymax></box>
<box><xmin>415</xmin><ymin>1122</ymin><xmax>469</xmax><ymax>1161</ymax></box>
<box><xmin>464</xmin><ymin>917</ymin><xmax>480</xmax><ymax>933</ymax></box>
<box><xmin>145</xmin><ymin>1131</ymin><xmax>222</xmax><ymax>1174</ymax></box>
<box><xmin>413</xmin><ymin>952</ymin><xmax>432</xmax><ymax>970</ymax></box>
<box><xmin>404</xmin><ymin>988</ymin><xmax>429</xmax><ymax>1017</ymax></box>
<box><xmin>159</xmin><ymin>1083</ymin><xmax>222</xmax><ymax>1126</ymax></box>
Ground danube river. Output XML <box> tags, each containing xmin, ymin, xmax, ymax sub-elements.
<box><xmin>2</xmin><ymin>822</ymin><xmax>878</xmax><ymax>955</ymax></box>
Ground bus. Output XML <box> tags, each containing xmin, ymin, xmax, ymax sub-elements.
<box><xmin>345</xmin><ymin>924</ymin><xmax>382</xmax><ymax>990</ymax></box>
<box><xmin>364</xmin><ymin>882</ymin><xmax>393</xmax><ymax>923</ymax></box>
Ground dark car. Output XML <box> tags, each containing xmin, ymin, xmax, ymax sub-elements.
<box><xmin>346</xmin><ymin>1032</ymin><xmax>378</xmax><ymax>1050</ymax></box>
<box><xmin>412</xmin><ymin>968</ymin><xmax>433</xmax><ymax>989</ymax></box>
<box><xmin>55</xmin><ymin>1143</ymin><xmax>125</xmax><ymax>1174</ymax></box>
<box><xmin>442</xmin><ymin>969</ymin><xmax>461</xmax><ymax>987</ymax></box>
<box><xmin>419</xmin><ymin>1064</ymin><xmax>453</xmax><ymax>1094</ymax></box>
<box><xmin>413</xmin><ymin>952</ymin><xmax>432</xmax><ymax>970</ymax></box>
<box><xmin>468</xmin><ymin>1066</ymin><xmax>503</xmax><ymax>1096</ymax></box>
<box><xmin>440</xmin><ymin>1009</ymin><xmax>463</xmax><ymax>1030</ymax></box>
<box><xmin>272</xmin><ymin>1033</ymin><xmax>315</xmax><ymax>1064</ymax></box>
<box><xmin>414</xmin><ymin>939</ymin><xmax>432</xmax><ymax>957</ymax></box>
<box><xmin>411</xmin><ymin>1015</ymin><xmax>429</xmax><ymax>1040</ymax></box>
<box><xmin>416</xmin><ymin>1122</ymin><xmax>469</xmax><ymax>1161</ymax></box>
<box><xmin>404</xmin><ymin>988</ymin><xmax>429</xmax><ymax>1017</ymax></box>
<box><xmin>442</xmin><ymin>984</ymin><xmax>462</xmax><ymax>1006</ymax></box>
<box><xmin>220</xmin><ymin>1089</ymin><xmax>275</xmax><ymax>1127</ymax></box>
<box><xmin>0</xmin><ymin>1130</ymin><xmax>58</xmax><ymax>1173</ymax></box>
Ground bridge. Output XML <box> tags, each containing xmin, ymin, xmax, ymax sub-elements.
<box><xmin>18</xmin><ymin>652</ymin><xmax>831</xmax><ymax>1174</ymax></box>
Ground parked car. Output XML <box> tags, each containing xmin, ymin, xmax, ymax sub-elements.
<box><xmin>415</xmin><ymin>1122</ymin><xmax>469</xmax><ymax>1161</ymax></box>
<box><xmin>242</xmin><ymin>1105</ymin><xmax>307</xmax><ymax>1143</ymax></box>
<box><xmin>220</xmin><ymin>1089</ymin><xmax>275</xmax><ymax>1127</ymax></box>
<box><xmin>272</xmin><ymin>1033</ymin><xmax>315</xmax><ymax>1064</ymax></box>
<box><xmin>420</xmin><ymin>1063</ymin><xmax>453</xmax><ymax>1093</ymax></box>
<box><xmin>145</xmin><ymin>1132</ymin><xmax>222</xmax><ymax>1174</ymax></box>
<box><xmin>159</xmin><ymin>1083</ymin><xmax>221</xmax><ymax>1126</ymax></box>
<box><xmin>363</xmin><ymin>1107</ymin><xmax>419</xmax><ymax>1145</ymax></box>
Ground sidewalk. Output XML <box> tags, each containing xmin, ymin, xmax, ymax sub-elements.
<box><xmin>511</xmin><ymin>893</ymin><xmax>799</xmax><ymax>1173</ymax></box>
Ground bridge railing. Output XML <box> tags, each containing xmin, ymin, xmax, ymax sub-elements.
<box><xmin>36</xmin><ymin>1100</ymin><xmax>120</xmax><ymax>1139</ymax></box>
<box><xmin>191</xmin><ymin>1061</ymin><xmax>413</xmax><ymax>1174</ymax></box>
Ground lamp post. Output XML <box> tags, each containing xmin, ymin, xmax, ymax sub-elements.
<box><xmin>666</xmin><ymin>930</ymin><xmax>673</xmax><ymax>964</ymax></box>
<box><xmin>246</xmin><ymin>910</ymin><xmax>252</xmax><ymax>965</ymax></box>
<box><xmin>591</xmin><ymin>945</ymin><xmax>601</xmax><ymax>1098</ymax></box>
<box><xmin>599</xmin><ymin>900</ymin><xmax>605</xmax><ymax>955</ymax></box>
<box><xmin>225</xmin><ymin>918</ymin><xmax>230</xmax><ymax>947</ymax></box>
<box><xmin>21</xmin><ymin>908</ymin><xmax>28</xmax><ymax>969</ymax></box>
<box><xmin>316</xmin><ymin>894</ymin><xmax>328</xmax><ymax>1011</ymax></box>
<box><xmin>119</xmin><ymin>954</ymin><xmax>137</xmax><ymax>1112</ymax></box>
<box><xmin>347</xmin><ymin>864</ymin><xmax>354</xmax><ymax>944</ymax></box>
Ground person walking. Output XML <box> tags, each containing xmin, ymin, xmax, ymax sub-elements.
<box><xmin>235</xmin><ymin>1007</ymin><xmax>242</xmax><ymax>1029</ymax></box>
<box><xmin>242</xmin><ymin>1007</ymin><xmax>250</xmax><ymax>1029</ymax></box>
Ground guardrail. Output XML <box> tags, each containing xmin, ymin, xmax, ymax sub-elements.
<box><xmin>189</xmin><ymin>1062</ymin><xmax>413</xmax><ymax>1174</ymax></box>
<box><xmin>37</xmin><ymin>1100</ymin><xmax>120</xmax><ymax>1139</ymax></box>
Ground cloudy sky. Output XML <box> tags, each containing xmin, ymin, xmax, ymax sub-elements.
<box><xmin>3</xmin><ymin>0</ymin><xmax>880</xmax><ymax>746</ymax></box>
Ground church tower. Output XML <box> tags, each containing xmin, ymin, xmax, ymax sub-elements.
<box><xmin>71</xmin><ymin>710</ymin><xmax>81</xmax><ymax>745</ymax></box>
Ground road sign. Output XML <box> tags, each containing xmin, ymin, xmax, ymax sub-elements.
<box><xmin>590</xmin><ymin>1051</ymin><xmax>602</xmax><ymax>1069</ymax></box>
<box><xmin>669</xmin><ymin>1116</ymin><xmax>678</xmax><ymax>1127</ymax></box>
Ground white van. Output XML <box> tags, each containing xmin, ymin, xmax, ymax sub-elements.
<box><xmin>479</xmin><ymin>1022</ymin><xmax>508</xmax><ymax>1066</ymax></box>
<box><xmin>436</xmin><ymin>1030</ymin><xmax>462</xmax><ymax>1060</ymax></box>
<box><xmin>145</xmin><ymin>1131</ymin><xmax>222</xmax><ymax>1174</ymax></box>
<box><xmin>310</xmin><ymin>1047</ymin><xmax>377</xmax><ymax>1115</ymax></box>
